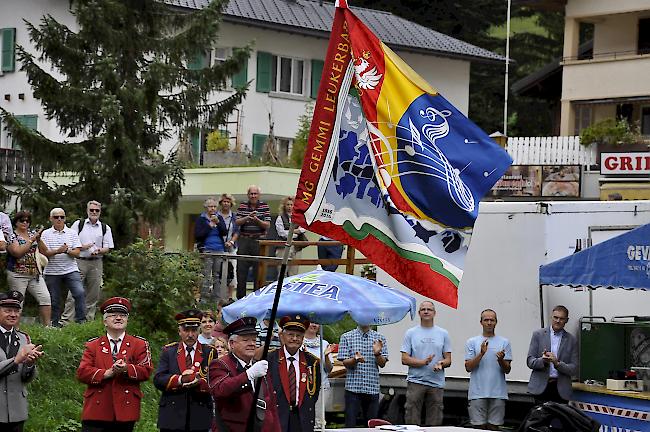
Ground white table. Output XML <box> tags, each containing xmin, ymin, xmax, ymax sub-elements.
<box><xmin>325</xmin><ymin>427</ymin><xmax>485</xmax><ymax>432</ymax></box>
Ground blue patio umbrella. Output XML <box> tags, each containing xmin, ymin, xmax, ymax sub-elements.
<box><xmin>222</xmin><ymin>270</ymin><xmax>417</xmax><ymax>325</ymax></box>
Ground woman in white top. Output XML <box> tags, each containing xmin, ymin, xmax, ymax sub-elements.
<box><xmin>303</xmin><ymin>322</ymin><xmax>334</xmax><ymax>429</ymax></box>
<box><xmin>198</xmin><ymin>310</ymin><xmax>216</xmax><ymax>345</ymax></box>
<box><xmin>274</xmin><ymin>196</ymin><xmax>307</xmax><ymax>276</ymax></box>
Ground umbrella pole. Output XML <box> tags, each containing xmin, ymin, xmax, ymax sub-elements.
<box><xmin>245</xmin><ymin>223</ymin><xmax>296</xmax><ymax>432</ymax></box>
<box><xmin>320</xmin><ymin>325</ymin><xmax>326</xmax><ymax>432</ymax></box>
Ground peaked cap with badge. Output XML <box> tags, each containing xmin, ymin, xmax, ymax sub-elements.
<box><xmin>175</xmin><ymin>309</ymin><xmax>203</xmax><ymax>328</ymax></box>
<box><xmin>0</xmin><ymin>290</ymin><xmax>24</xmax><ymax>309</ymax></box>
<box><xmin>223</xmin><ymin>316</ymin><xmax>258</xmax><ymax>336</ymax></box>
<box><xmin>100</xmin><ymin>297</ymin><xmax>131</xmax><ymax>315</ymax></box>
<box><xmin>278</xmin><ymin>314</ymin><xmax>310</xmax><ymax>332</ymax></box>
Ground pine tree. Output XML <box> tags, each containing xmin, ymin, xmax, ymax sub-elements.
<box><xmin>0</xmin><ymin>0</ymin><xmax>250</xmax><ymax>245</ymax></box>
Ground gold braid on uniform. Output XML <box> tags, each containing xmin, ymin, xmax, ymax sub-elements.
<box><xmin>306</xmin><ymin>358</ymin><xmax>319</xmax><ymax>396</ymax></box>
<box><xmin>199</xmin><ymin>347</ymin><xmax>215</xmax><ymax>379</ymax></box>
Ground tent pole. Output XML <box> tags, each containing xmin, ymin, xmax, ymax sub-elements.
<box><xmin>539</xmin><ymin>284</ymin><xmax>545</xmax><ymax>328</ymax></box>
<box><xmin>588</xmin><ymin>287</ymin><xmax>593</xmax><ymax>317</ymax></box>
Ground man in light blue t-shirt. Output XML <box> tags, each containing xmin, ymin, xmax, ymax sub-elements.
<box><xmin>400</xmin><ymin>301</ymin><xmax>451</xmax><ymax>426</ymax></box>
<box><xmin>464</xmin><ymin>309</ymin><xmax>512</xmax><ymax>430</ymax></box>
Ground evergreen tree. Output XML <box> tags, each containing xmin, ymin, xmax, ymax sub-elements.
<box><xmin>0</xmin><ymin>0</ymin><xmax>250</xmax><ymax>245</ymax></box>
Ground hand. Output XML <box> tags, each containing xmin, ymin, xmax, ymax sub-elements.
<box><xmin>181</xmin><ymin>369</ymin><xmax>197</xmax><ymax>383</ymax></box>
<box><xmin>354</xmin><ymin>351</ymin><xmax>365</xmax><ymax>364</ymax></box>
<box><xmin>57</xmin><ymin>243</ymin><xmax>69</xmax><ymax>254</ymax></box>
<box><xmin>24</xmin><ymin>345</ymin><xmax>44</xmax><ymax>366</ymax></box>
<box><xmin>112</xmin><ymin>358</ymin><xmax>127</xmax><ymax>374</ymax></box>
<box><xmin>433</xmin><ymin>361</ymin><xmax>445</xmax><ymax>371</ymax></box>
<box><xmin>372</xmin><ymin>339</ymin><xmax>383</xmax><ymax>356</ymax></box>
<box><xmin>496</xmin><ymin>350</ymin><xmax>505</xmax><ymax>361</ymax></box>
<box><xmin>422</xmin><ymin>354</ymin><xmax>434</xmax><ymax>366</ymax></box>
<box><xmin>544</xmin><ymin>351</ymin><xmax>558</xmax><ymax>365</ymax></box>
<box><xmin>81</xmin><ymin>242</ymin><xmax>94</xmax><ymax>251</ymax></box>
<box><xmin>324</xmin><ymin>345</ymin><xmax>333</xmax><ymax>356</ymax></box>
<box><xmin>246</xmin><ymin>360</ymin><xmax>268</xmax><ymax>380</ymax></box>
<box><xmin>30</xmin><ymin>229</ymin><xmax>44</xmax><ymax>243</ymax></box>
<box><xmin>480</xmin><ymin>339</ymin><xmax>489</xmax><ymax>355</ymax></box>
<box><xmin>14</xmin><ymin>344</ymin><xmax>37</xmax><ymax>364</ymax></box>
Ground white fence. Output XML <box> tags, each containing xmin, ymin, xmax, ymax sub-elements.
<box><xmin>506</xmin><ymin>136</ymin><xmax>597</xmax><ymax>165</ymax></box>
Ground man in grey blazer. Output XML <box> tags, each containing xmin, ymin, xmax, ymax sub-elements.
<box><xmin>0</xmin><ymin>291</ymin><xmax>44</xmax><ymax>432</ymax></box>
<box><xmin>526</xmin><ymin>305</ymin><xmax>578</xmax><ymax>403</ymax></box>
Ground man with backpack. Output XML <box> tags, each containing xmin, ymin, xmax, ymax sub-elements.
<box><xmin>61</xmin><ymin>200</ymin><xmax>114</xmax><ymax>323</ymax></box>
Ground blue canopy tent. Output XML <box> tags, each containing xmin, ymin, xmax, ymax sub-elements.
<box><xmin>538</xmin><ymin>223</ymin><xmax>650</xmax><ymax>323</ymax></box>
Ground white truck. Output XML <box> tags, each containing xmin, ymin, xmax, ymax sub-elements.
<box><xmin>371</xmin><ymin>200</ymin><xmax>650</xmax><ymax>401</ymax></box>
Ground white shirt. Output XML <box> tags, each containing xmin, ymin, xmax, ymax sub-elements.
<box><xmin>71</xmin><ymin>218</ymin><xmax>114</xmax><ymax>258</ymax></box>
<box><xmin>41</xmin><ymin>226</ymin><xmax>82</xmax><ymax>275</ymax></box>
<box><xmin>284</xmin><ymin>346</ymin><xmax>300</xmax><ymax>404</ymax></box>
<box><xmin>234</xmin><ymin>354</ymin><xmax>255</xmax><ymax>389</ymax></box>
<box><xmin>0</xmin><ymin>212</ymin><xmax>13</xmax><ymax>241</ymax></box>
<box><xmin>275</xmin><ymin>215</ymin><xmax>306</xmax><ymax>240</ymax></box>
<box><xmin>549</xmin><ymin>329</ymin><xmax>563</xmax><ymax>378</ymax></box>
<box><xmin>107</xmin><ymin>332</ymin><xmax>126</xmax><ymax>356</ymax></box>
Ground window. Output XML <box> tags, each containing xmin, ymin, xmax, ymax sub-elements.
<box><xmin>1</xmin><ymin>28</ymin><xmax>16</xmax><ymax>73</ymax></box>
<box><xmin>577</xmin><ymin>22</ymin><xmax>593</xmax><ymax>60</ymax></box>
<box><xmin>277</xmin><ymin>137</ymin><xmax>293</xmax><ymax>162</ymax></box>
<box><xmin>213</xmin><ymin>47</ymin><xmax>230</xmax><ymax>65</ymax></box>
<box><xmin>213</xmin><ymin>47</ymin><xmax>247</xmax><ymax>88</ymax></box>
<box><xmin>574</xmin><ymin>105</ymin><xmax>592</xmax><ymax>134</ymax></box>
<box><xmin>638</xmin><ymin>18</ymin><xmax>650</xmax><ymax>55</ymax></box>
<box><xmin>641</xmin><ymin>106</ymin><xmax>650</xmax><ymax>136</ymax></box>
<box><xmin>271</xmin><ymin>55</ymin><xmax>304</xmax><ymax>95</ymax></box>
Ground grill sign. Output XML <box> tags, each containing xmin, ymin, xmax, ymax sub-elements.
<box><xmin>601</xmin><ymin>152</ymin><xmax>650</xmax><ymax>175</ymax></box>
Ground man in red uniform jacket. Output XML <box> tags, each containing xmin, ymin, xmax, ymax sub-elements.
<box><xmin>209</xmin><ymin>316</ymin><xmax>280</xmax><ymax>432</ymax></box>
<box><xmin>76</xmin><ymin>297</ymin><xmax>153</xmax><ymax>432</ymax></box>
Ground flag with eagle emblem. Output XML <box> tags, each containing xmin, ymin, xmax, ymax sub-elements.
<box><xmin>291</xmin><ymin>0</ymin><xmax>512</xmax><ymax>308</ymax></box>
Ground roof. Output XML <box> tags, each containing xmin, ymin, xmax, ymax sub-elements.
<box><xmin>167</xmin><ymin>0</ymin><xmax>504</xmax><ymax>63</ymax></box>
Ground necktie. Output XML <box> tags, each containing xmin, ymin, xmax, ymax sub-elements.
<box><xmin>288</xmin><ymin>356</ymin><xmax>296</xmax><ymax>405</ymax></box>
<box><xmin>110</xmin><ymin>338</ymin><xmax>120</xmax><ymax>361</ymax></box>
<box><xmin>1</xmin><ymin>332</ymin><xmax>9</xmax><ymax>352</ymax></box>
<box><xmin>186</xmin><ymin>346</ymin><xmax>194</xmax><ymax>368</ymax></box>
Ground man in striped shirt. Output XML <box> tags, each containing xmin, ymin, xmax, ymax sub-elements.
<box><xmin>40</xmin><ymin>207</ymin><xmax>85</xmax><ymax>326</ymax></box>
<box><xmin>235</xmin><ymin>185</ymin><xmax>270</xmax><ymax>299</ymax></box>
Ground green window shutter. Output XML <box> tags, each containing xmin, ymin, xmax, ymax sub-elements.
<box><xmin>191</xmin><ymin>130</ymin><xmax>201</xmax><ymax>162</ymax></box>
<box><xmin>12</xmin><ymin>114</ymin><xmax>38</xmax><ymax>149</ymax></box>
<box><xmin>188</xmin><ymin>50</ymin><xmax>210</xmax><ymax>70</ymax></box>
<box><xmin>252</xmin><ymin>134</ymin><xmax>267</xmax><ymax>157</ymax></box>
<box><xmin>256</xmin><ymin>51</ymin><xmax>272</xmax><ymax>93</ymax></box>
<box><xmin>1</xmin><ymin>28</ymin><xmax>16</xmax><ymax>72</ymax></box>
<box><xmin>231</xmin><ymin>56</ymin><xmax>248</xmax><ymax>88</ymax></box>
<box><xmin>310</xmin><ymin>59</ymin><xmax>324</xmax><ymax>99</ymax></box>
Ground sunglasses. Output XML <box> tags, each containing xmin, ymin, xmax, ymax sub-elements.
<box><xmin>52</xmin><ymin>215</ymin><xmax>66</xmax><ymax>220</ymax></box>
<box><xmin>89</xmin><ymin>209</ymin><xmax>101</xmax><ymax>213</ymax></box>
<box><xmin>18</xmin><ymin>219</ymin><xmax>30</xmax><ymax>223</ymax></box>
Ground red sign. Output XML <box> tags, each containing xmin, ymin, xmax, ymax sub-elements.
<box><xmin>601</xmin><ymin>152</ymin><xmax>650</xmax><ymax>175</ymax></box>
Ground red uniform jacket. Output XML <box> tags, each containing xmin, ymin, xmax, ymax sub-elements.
<box><xmin>76</xmin><ymin>333</ymin><xmax>153</xmax><ymax>422</ymax></box>
<box><xmin>209</xmin><ymin>353</ymin><xmax>280</xmax><ymax>432</ymax></box>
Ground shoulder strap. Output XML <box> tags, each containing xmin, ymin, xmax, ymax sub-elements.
<box><xmin>77</xmin><ymin>219</ymin><xmax>84</xmax><ymax>234</ymax></box>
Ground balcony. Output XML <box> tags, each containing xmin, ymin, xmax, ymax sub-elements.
<box><xmin>0</xmin><ymin>148</ymin><xmax>39</xmax><ymax>184</ymax></box>
<box><xmin>562</xmin><ymin>54</ymin><xmax>650</xmax><ymax>102</ymax></box>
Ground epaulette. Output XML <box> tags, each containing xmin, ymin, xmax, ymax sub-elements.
<box><xmin>87</xmin><ymin>336</ymin><xmax>100</xmax><ymax>342</ymax></box>
<box><xmin>164</xmin><ymin>341</ymin><xmax>179</xmax><ymax>348</ymax></box>
<box><xmin>268</xmin><ymin>347</ymin><xmax>278</xmax><ymax>353</ymax></box>
<box><xmin>134</xmin><ymin>335</ymin><xmax>148</xmax><ymax>341</ymax></box>
<box><xmin>304</xmin><ymin>351</ymin><xmax>320</xmax><ymax>362</ymax></box>
<box><xmin>17</xmin><ymin>329</ymin><xmax>31</xmax><ymax>343</ymax></box>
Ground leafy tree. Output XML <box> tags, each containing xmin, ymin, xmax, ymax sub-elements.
<box><xmin>290</xmin><ymin>102</ymin><xmax>314</xmax><ymax>168</ymax></box>
<box><xmin>0</xmin><ymin>0</ymin><xmax>250</xmax><ymax>245</ymax></box>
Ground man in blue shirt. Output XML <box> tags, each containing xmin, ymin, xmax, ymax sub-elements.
<box><xmin>338</xmin><ymin>325</ymin><xmax>388</xmax><ymax>427</ymax></box>
<box><xmin>400</xmin><ymin>301</ymin><xmax>451</xmax><ymax>426</ymax></box>
<box><xmin>465</xmin><ymin>309</ymin><xmax>512</xmax><ymax>430</ymax></box>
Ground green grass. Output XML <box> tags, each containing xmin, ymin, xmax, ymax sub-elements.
<box><xmin>22</xmin><ymin>320</ymin><xmax>163</xmax><ymax>432</ymax></box>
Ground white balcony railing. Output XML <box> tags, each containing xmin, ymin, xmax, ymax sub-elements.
<box><xmin>506</xmin><ymin>136</ymin><xmax>597</xmax><ymax>166</ymax></box>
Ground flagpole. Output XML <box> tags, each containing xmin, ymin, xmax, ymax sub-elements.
<box><xmin>503</xmin><ymin>0</ymin><xmax>511</xmax><ymax>136</ymax></box>
<box><xmin>245</xmin><ymin>223</ymin><xmax>296</xmax><ymax>432</ymax></box>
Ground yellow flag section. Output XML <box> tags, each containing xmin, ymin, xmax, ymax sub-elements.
<box><xmin>374</xmin><ymin>42</ymin><xmax>439</xmax><ymax>222</ymax></box>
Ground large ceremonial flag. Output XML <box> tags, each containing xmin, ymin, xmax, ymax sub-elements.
<box><xmin>292</xmin><ymin>0</ymin><xmax>512</xmax><ymax>308</ymax></box>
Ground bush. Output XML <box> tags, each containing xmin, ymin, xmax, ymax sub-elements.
<box><xmin>206</xmin><ymin>130</ymin><xmax>230</xmax><ymax>152</ymax></box>
<box><xmin>23</xmin><ymin>321</ymin><xmax>163</xmax><ymax>431</ymax></box>
<box><xmin>580</xmin><ymin>118</ymin><xmax>639</xmax><ymax>146</ymax></box>
<box><xmin>103</xmin><ymin>238</ymin><xmax>201</xmax><ymax>344</ymax></box>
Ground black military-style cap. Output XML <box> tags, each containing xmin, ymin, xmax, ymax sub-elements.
<box><xmin>175</xmin><ymin>309</ymin><xmax>203</xmax><ymax>328</ymax></box>
<box><xmin>223</xmin><ymin>316</ymin><xmax>258</xmax><ymax>336</ymax></box>
<box><xmin>0</xmin><ymin>290</ymin><xmax>23</xmax><ymax>309</ymax></box>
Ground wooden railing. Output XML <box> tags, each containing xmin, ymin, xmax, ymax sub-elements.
<box><xmin>506</xmin><ymin>136</ymin><xmax>597</xmax><ymax>166</ymax></box>
<box><xmin>0</xmin><ymin>148</ymin><xmax>39</xmax><ymax>184</ymax></box>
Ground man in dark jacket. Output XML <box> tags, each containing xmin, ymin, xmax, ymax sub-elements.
<box><xmin>194</xmin><ymin>197</ymin><xmax>228</xmax><ymax>303</ymax></box>
<box><xmin>268</xmin><ymin>315</ymin><xmax>321</xmax><ymax>432</ymax></box>
<box><xmin>154</xmin><ymin>309</ymin><xmax>215</xmax><ymax>432</ymax></box>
